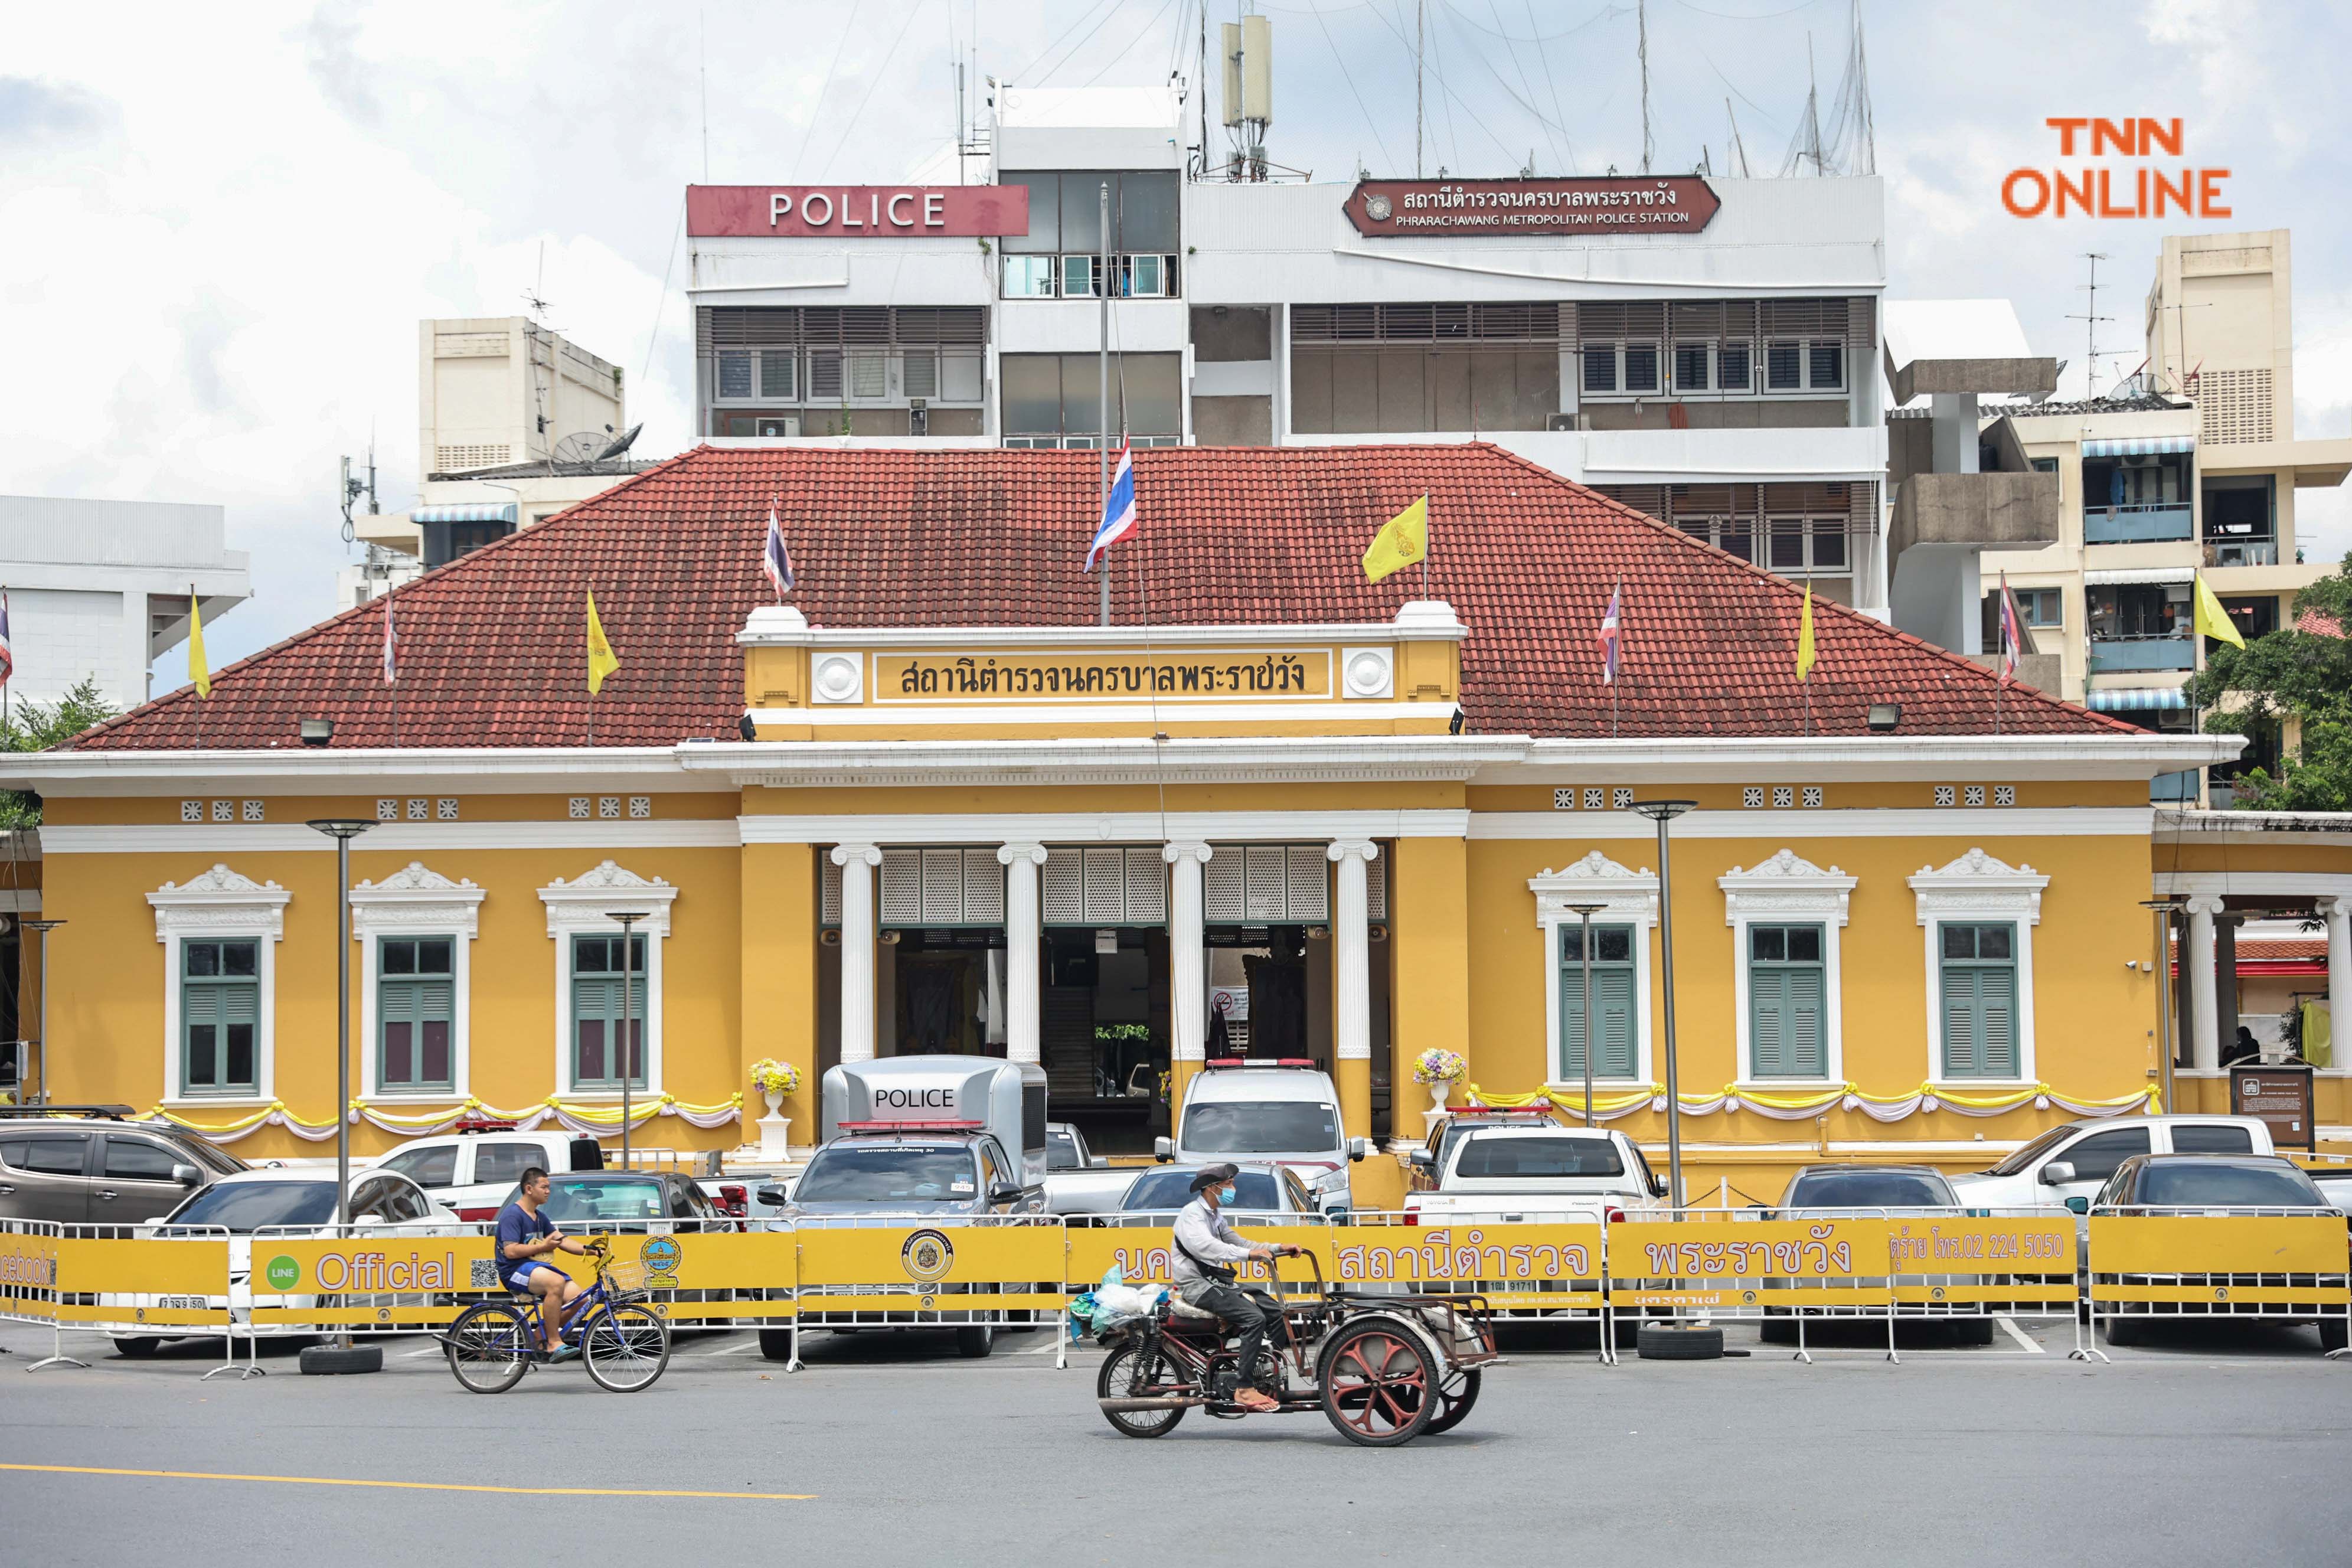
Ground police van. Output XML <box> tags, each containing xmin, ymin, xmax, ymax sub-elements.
<box><xmin>1156</xmin><ymin>1059</ymin><xmax>1369</xmax><ymax>1214</ymax></box>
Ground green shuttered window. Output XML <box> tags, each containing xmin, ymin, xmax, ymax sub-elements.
<box><xmin>1747</xmin><ymin>924</ymin><xmax>1827</xmax><ymax>1078</ymax></box>
<box><xmin>1939</xmin><ymin>923</ymin><xmax>2019</xmax><ymax>1077</ymax></box>
<box><xmin>1558</xmin><ymin>924</ymin><xmax>1637</xmax><ymax>1080</ymax></box>
<box><xmin>182</xmin><ymin>939</ymin><xmax>260</xmax><ymax>1096</ymax></box>
<box><xmin>378</xmin><ymin>937</ymin><xmax>455</xmax><ymax>1091</ymax></box>
<box><xmin>571</xmin><ymin>933</ymin><xmax>648</xmax><ymax>1089</ymax></box>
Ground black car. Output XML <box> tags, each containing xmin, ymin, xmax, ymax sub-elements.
<box><xmin>2091</xmin><ymin>1153</ymin><xmax>2348</xmax><ymax>1351</ymax></box>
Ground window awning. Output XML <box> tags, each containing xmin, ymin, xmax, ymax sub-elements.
<box><xmin>411</xmin><ymin>504</ymin><xmax>518</xmax><ymax>525</ymax></box>
<box><xmin>2088</xmin><ymin>686</ymin><xmax>2188</xmax><ymax>713</ymax></box>
<box><xmin>2085</xmin><ymin>567</ymin><xmax>2195</xmax><ymax>586</ymax></box>
<box><xmin>2082</xmin><ymin>436</ymin><xmax>2195</xmax><ymax>458</ymax></box>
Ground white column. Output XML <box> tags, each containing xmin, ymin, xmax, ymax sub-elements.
<box><xmin>832</xmin><ymin>844</ymin><xmax>881</xmax><ymax>1064</ymax></box>
<box><xmin>998</xmin><ymin>843</ymin><xmax>1047</xmax><ymax>1065</ymax></box>
<box><xmin>1165</xmin><ymin>842</ymin><xmax>1213</xmax><ymax>1065</ymax></box>
<box><xmin>2185</xmin><ymin>894</ymin><xmax>2222</xmax><ymax>1071</ymax></box>
<box><xmin>2322</xmin><ymin>897</ymin><xmax>2352</xmax><ymax>1066</ymax></box>
<box><xmin>1328</xmin><ymin>840</ymin><xmax>1379</xmax><ymax>1065</ymax></box>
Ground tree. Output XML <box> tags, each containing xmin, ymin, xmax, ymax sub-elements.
<box><xmin>0</xmin><ymin>678</ymin><xmax>119</xmax><ymax>828</ymax></box>
<box><xmin>2187</xmin><ymin>553</ymin><xmax>2352</xmax><ymax>810</ymax></box>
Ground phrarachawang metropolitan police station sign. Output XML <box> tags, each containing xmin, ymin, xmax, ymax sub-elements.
<box><xmin>1342</xmin><ymin>175</ymin><xmax>1721</xmax><ymax>237</ymax></box>
<box><xmin>881</xmin><ymin>649</ymin><xmax>1329</xmax><ymax>701</ymax></box>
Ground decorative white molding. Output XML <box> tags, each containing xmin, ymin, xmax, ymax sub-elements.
<box><xmin>538</xmin><ymin>861</ymin><xmax>676</xmax><ymax>1097</ymax></box>
<box><xmin>744</xmin><ymin>810</ymin><xmax>1471</xmax><ymax>845</ymax></box>
<box><xmin>733</xmin><ymin>610</ymin><xmax>1468</xmax><ymax>650</ymax></box>
<box><xmin>1720</xmin><ymin>850</ymin><xmax>1857</xmax><ymax>1084</ymax></box>
<box><xmin>1528</xmin><ymin>852</ymin><xmax>1658</xmax><ymax>1087</ymax></box>
<box><xmin>1468</xmin><ymin>808</ymin><xmax>2155</xmax><ymax>841</ymax></box>
<box><xmin>751</xmin><ymin>700</ymin><xmax>1449</xmax><ymax>729</ymax></box>
<box><xmin>811</xmin><ymin>652</ymin><xmax>864</xmax><ymax>704</ymax></box>
<box><xmin>1909</xmin><ymin>848</ymin><xmax>2046</xmax><ymax>1084</ymax></box>
<box><xmin>45</xmin><ymin>820</ymin><xmax>741</xmax><ymax>854</ymax></box>
<box><xmin>148</xmin><ymin>865</ymin><xmax>289</xmax><ymax>1102</ymax></box>
<box><xmin>2155</xmin><ymin>871</ymin><xmax>2352</xmax><ymax>900</ymax></box>
<box><xmin>1339</xmin><ymin>646</ymin><xmax>1394</xmax><ymax>700</ymax></box>
<box><xmin>349</xmin><ymin>863</ymin><xmax>484</xmax><ymax>1100</ymax></box>
<box><xmin>1327</xmin><ymin>838</ymin><xmax>1381</xmax><ymax>864</ymax></box>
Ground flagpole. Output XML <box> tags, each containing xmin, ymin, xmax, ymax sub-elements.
<box><xmin>1097</xmin><ymin>179</ymin><xmax>1111</xmax><ymax>629</ymax></box>
<box><xmin>388</xmin><ymin>590</ymin><xmax>399</xmax><ymax>750</ymax></box>
<box><xmin>190</xmin><ymin>580</ymin><xmax>201</xmax><ymax>751</ymax></box>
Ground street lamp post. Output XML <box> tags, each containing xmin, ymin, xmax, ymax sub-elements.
<box><xmin>610</xmin><ymin>912</ymin><xmax>651</xmax><ymax>1169</ymax></box>
<box><xmin>2141</xmin><ymin>896</ymin><xmax>2186</xmax><ymax>1114</ymax></box>
<box><xmin>1566</xmin><ymin>904</ymin><xmax>1606</xmax><ymax>1128</ymax></box>
<box><xmin>1629</xmin><ymin>801</ymin><xmax>1696</xmax><ymax>1213</ymax></box>
<box><xmin>21</xmin><ymin>919</ymin><xmax>63</xmax><ymax>1106</ymax></box>
<box><xmin>305</xmin><ymin>818</ymin><xmax>375</xmax><ymax>1376</ymax></box>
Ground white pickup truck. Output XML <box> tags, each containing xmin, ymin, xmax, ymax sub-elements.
<box><xmin>1403</xmin><ymin>1124</ymin><xmax>1671</xmax><ymax>1225</ymax></box>
<box><xmin>1945</xmin><ymin>1115</ymin><xmax>2276</xmax><ymax>1216</ymax></box>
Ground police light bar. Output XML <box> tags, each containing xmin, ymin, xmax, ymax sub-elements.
<box><xmin>1203</xmin><ymin>1058</ymin><xmax>1318</xmax><ymax>1069</ymax></box>
<box><xmin>1451</xmin><ymin>1105</ymin><xmax>1554</xmax><ymax>1118</ymax></box>
<box><xmin>837</xmin><ymin>1119</ymin><xmax>985</xmax><ymax>1134</ymax></box>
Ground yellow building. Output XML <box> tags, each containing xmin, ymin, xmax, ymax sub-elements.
<box><xmin>4</xmin><ymin>445</ymin><xmax>2245</xmax><ymax>1201</ymax></box>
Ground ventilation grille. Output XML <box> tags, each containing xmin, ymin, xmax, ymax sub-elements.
<box><xmin>1759</xmin><ymin>298</ymin><xmax>1850</xmax><ymax>338</ymax></box>
<box><xmin>2196</xmin><ymin>368</ymin><xmax>2274</xmax><ymax>444</ymax></box>
<box><xmin>433</xmin><ymin>444</ymin><xmax>511</xmax><ymax>473</ymax></box>
<box><xmin>1203</xmin><ymin>845</ymin><xmax>1332</xmax><ymax>923</ymax></box>
<box><xmin>699</xmin><ymin>305</ymin><xmax>986</xmax><ymax>350</ymax></box>
<box><xmin>1291</xmin><ymin>302</ymin><xmax>1562</xmax><ymax>344</ymax></box>
<box><xmin>824</xmin><ymin>847</ymin><xmax>1002</xmax><ymax>927</ymax></box>
<box><xmin>1043</xmin><ymin>848</ymin><xmax>1167</xmax><ymax>926</ymax></box>
<box><xmin>1577</xmin><ymin>302</ymin><xmax>1665</xmax><ymax>341</ymax></box>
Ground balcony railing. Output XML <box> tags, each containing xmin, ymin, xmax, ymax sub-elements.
<box><xmin>2206</xmin><ymin>538</ymin><xmax>2279</xmax><ymax>567</ymax></box>
<box><xmin>2084</xmin><ymin>502</ymin><xmax>2193</xmax><ymax>544</ymax></box>
<box><xmin>2088</xmin><ymin>635</ymin><xmax>2194</xmax><ymax>674</ymax></box>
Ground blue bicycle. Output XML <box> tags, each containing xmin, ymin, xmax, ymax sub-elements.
<box><xmin>443</xmin><ymin>1237</ymin><xmax>671</xmax><ymax>1393</ymax></box>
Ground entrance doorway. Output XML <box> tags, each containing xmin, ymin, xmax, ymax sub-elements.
<box><xmin>1044</xmin><ymin>928</ymin><xmax>1168</xmax><ymax>1154</ymax></box>
<box><xmin>888</xmin><ymin>930</ymin><xmax>1004</xmax><ymax>1057</ymax></box>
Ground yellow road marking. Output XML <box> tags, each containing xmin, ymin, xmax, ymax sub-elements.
<box><xmin>0</xmin><ymin>1463</ymin><xmax>812</xmax><ymax>1501</ymax></box>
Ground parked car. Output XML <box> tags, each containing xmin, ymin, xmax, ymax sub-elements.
<box><xmin>1947</xmin><ymin>1115</ymin><xmax>2275</xmax><ymax>1224</ymax></box>
<box><xmin>2090</xmin><ymin>1153</ymin><xmax>2349</xmax><ymax>1351</ymax></box>
<box><xmin>1110</xmin><ymin>1162</ymin><xmax>1318</xmax><ymax>1220</ymax></box>
<box><xmin>1755</xmin><ymin>1163</ymin><xmax>1995</xmax><ymax>1345</ymax></box>
<box><xmin>1041</xmin><ymin>1121</ymin><xmax>1138</xmax><ymax>1215</ymax></box>
<box><xmin>0</xmin><ymin>1116</ymin><xmax>246</xmax><ymax>1225</ymax></box>
<box><xmin>1404</xmin><ymin>1106</ymin><xmax>1560</xmax><ymax>1194</ymax></box>
<box><xmin>495</xmin><ymin>1170</ymin><xmax>738</xmax><ymax>1231</ymax></box>
<box><xmin>1403</xmin><ymin>1124</ymin><xmax>1669</xmax><ymax>1226</ymax></box>
<box><xmin>370</xmin><ymin>1127</ymin><xmax>607</xmax><ymax>1223</ymax></box>
<box><xmin>1155</xmin><ymin>1059</ymin><xmax>1368</xmax><ymax>1214</ymax></box>
<box><xmin>2311</xmin><ymin>1167</ymin><xmax>2352</xmax><ymax>1223</ymax></box>
<box><xmin>109</xmin><ymin>1167</ymin><xmax>459</xmax><ymax>1357</ymax></box>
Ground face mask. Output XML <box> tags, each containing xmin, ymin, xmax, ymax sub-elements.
<box><xmin>1218</xmin><ymin>1185</ymin><xmax>1238</xmax><ymax>1204</ymax></box>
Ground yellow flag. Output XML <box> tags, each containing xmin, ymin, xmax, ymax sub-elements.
<box><xmin>585</xmin><ymin>589</ymin><xmax>621</xmax><ymax>694</ymax></box>
<box><xmin>2192</xmin><ymin>573</ymin><xmax>2245</xmax><ymax>650</ymax></box>
<box><xmin>1362</xmin><ymin>495</ymin><xmax>1429</xmax><ymax>584</ymax></box>
<box><xmin>1795</xmin><ymin>580</ymin><xmax>1817</xmax><ymax>682</ymax></box>
<box><xmin>188</xmin><ymin>591</ymin><xmax>212</xmax><ymax>698</ymax></box>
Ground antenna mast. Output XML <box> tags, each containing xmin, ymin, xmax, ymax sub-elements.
<box><xmin>2067</xmin><ymin>251</ymin><xmax>2114</xmax><ymax>399</ymax></box>
<box><xmin>1638</xmin><ymin>0</ymin><xmax>1652</xmax><ymax>175</ymax></box>
<box><xmin>1415</xmin><ymin>0</ymin><xmax>1425</xmax><ymax>179</ymax></box>
<box><xmin>1726</xmin><ymin>98</ymin><xmax>1750</xmax><ymax>178</ymax></box>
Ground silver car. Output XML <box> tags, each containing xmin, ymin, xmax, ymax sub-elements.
<box><xmin>1757</xmin><ymin>1164</ymin><xmax>1995</xmax><ymax>1345</ymax></box>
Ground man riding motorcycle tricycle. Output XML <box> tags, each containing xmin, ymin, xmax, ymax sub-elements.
<box><xmin>1171</xmin><ymin>1162</ymin><xmax>1306</xmax><ymax>1413</ymax></box>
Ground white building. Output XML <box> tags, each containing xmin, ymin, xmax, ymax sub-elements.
<box><xmin>341</xmin><ymin>317</ymin><xmax>647</xmax><ymax>612</ymax></box>
<box><xmin>685</xmin><ymin>83</ymin><xmax>1897</xmax><ymax>615</ymax></box>
<box><xmin>0</xmin><ymin>495</ymin><xmax>250</xmax><ymax>712</ymax></box>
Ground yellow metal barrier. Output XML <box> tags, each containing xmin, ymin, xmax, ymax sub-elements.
<box><xmin>789</xmin><ymin>1218</ymin><xmax>1072</xmax><ymax>1370</ymax></box>
<box><xmin>2087</xmin><ymin>1211</ymin><xmax>2351</xmax><ymax>1357</ymax></box>
<box><xmin>245</xmin><ymin>1233</ymin><xmax>496</xmax><ymax>1334</ymax></box>
<box><xmin>537</xmin><ymin>1230</ymin><xmax>799</xmax><ymax>1329</ymax></box>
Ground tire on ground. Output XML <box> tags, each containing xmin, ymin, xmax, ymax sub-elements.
<box><xmin>297</xmin><ymin>1342</ymin><xmax>384</xmax><ymax>1375</ymax></box>
<box><xmin>1636</xmin><ymin>1321</ymin><xmax>1724</xmax><ymax>1360</ymax></box>
<box><xmin>111</xmin><ymin>1337</ymin><xmax>164</xmax><ymax>1358</ymax></box>
<box><xmin>759</xmin><ymin>1328</ymin><xmax>793</xmax><ymax>1361</ymax></box>
<box><xmin>956</xmin><ymin>1325</ymin><xmax>994</xmax><ymax>1358</ymax></box>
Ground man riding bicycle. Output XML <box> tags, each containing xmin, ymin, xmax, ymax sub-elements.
<box><xmin>494</xmin><ymin>1167</ymin><xmax>589</xmax><ymax>1360</ymax></box>
<box><xmin>1171</xmin><ymin>1162</ymin><xmax>1304</xmax><ymax>1413</ymax></box>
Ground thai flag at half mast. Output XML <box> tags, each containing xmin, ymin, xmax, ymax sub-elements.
<box><xmin>1086</xmin><ymin>447</ymin><xmax>1138</xmax><ymax>573</ymax></box>
<box><xmin>0</xmin><ymin>593</ymin><xmax>14</xmax><ymax>690</ymax></box>
<box><xmin>762</xmin><ymin>504</ymin><xmax>795</xmax><ymax>598</ymax></box>
<box><xmin>1596</xmin><ymin>581</ymin><xmax>1622</xmax><ymax>686</ymax></box>
<box><xmin>1997</xmin><ymin>570</ymin><xmax>2023</xmax><ymax>683</ymax></box>
<box><xmin>381</xmin><ymin>588</ymin><xmax>396</xmax><ymax>684</ymax></box>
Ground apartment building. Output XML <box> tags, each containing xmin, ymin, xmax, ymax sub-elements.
<box><xmin>685</xmin><ymin>84</ymin><xmax>1897</xmax><ymax>614</ymax></box>
<box><xmin>340</xmin><ymin>318</ymin><xmax>649</xmax><ymax>611</ymax></box>
<box><xmin>1981</xmin><ymin>230</ymin><xmax>2352</xmax><ymax>802</ymax></box>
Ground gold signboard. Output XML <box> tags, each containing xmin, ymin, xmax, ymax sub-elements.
<box><xmin>876</xmin><ymin>649</ymin><xmax>1331</xmax><ymax>703</ymax></box>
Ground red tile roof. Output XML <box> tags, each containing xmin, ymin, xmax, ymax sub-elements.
<box><xmin>72</xmin><ymin>443</ymin><xmax>2130</xmax><ymax>750</ymax></box>
<box><xmin>2297</xmin><ymin>607</ymin><xmax>2344</xmax><ymax>638</ymax></box>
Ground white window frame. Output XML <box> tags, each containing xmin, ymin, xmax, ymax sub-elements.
<box><xmin>1530</xmin><ymin>851</ymin><xmax>1658</xmax><ymax>1087</ymax></box>
<box><xmin>1720</xmin><ymin>850</ymin><xmax>1856</xmax><ymax>1086</ymax></box>
<box><xmin>1580</xmin><ymin>339</ymin><xmax>1664</xmax><ymax>401</ymax></box>
<box><xmin>539</xmin><ymin>860</ymin><xmax>677</xmax><ymax>1099</ymax></box>
<box><xmin>351</xmin><ymin>862</ymin><xmax>485</xmax><ymax>1101</ymax></box>
<box><xmin>1909</xmin><ymin>848</ymin><xmax>2047</xmax><ymax>1086</ymax></box>
<box><xmin>149</xmin><ymin>865</ymin><xmax>290</xmax><ymax>1107</ymax></box>
<box><xmin>1668</xmin><ymin>338</ymin><xmax>1755</xmax><ymax>397</ymax></box>
<box><xmin>1762</xmin><ymin>337</ymin><xmax>1847</xmax><ymax>395</ymax></box>
<box><xmin>1761</xmin><ymin>513</ymin><xmax>1852</xmax><ymax>576</ymax></box>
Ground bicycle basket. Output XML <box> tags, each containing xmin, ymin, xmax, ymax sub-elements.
<box><xmin>600</xmin><ymin>1256</ymin><xmax>654</xmax><ymax>1301</ymax></box>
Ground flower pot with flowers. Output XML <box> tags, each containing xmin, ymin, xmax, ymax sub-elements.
<box><xmin>1412</xmin><ymin>1048</ymin><xmax>1467</xmax><ymax>1133</ymax></box>
<box><xmin>750</xmin><ymin>1059</ymin><xmax>799</xmax><ymax>1158</ymax></box>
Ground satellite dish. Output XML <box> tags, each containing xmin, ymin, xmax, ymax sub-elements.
<box><xmin>595</xmin><ymin>422</ymin><xmax>645</xmax><ymax>461</ymax></box>
<box><xmin>551</xmin><ymin>430</ymin><xmax>610</xmax><ymax>464</ymax></box>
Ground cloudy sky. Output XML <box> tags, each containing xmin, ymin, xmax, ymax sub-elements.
<box><xmin>4</xmin><ymin>0</ymin><xmax>2347</xmax><ymax>691</ymax></box>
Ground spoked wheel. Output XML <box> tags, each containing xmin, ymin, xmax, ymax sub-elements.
<box><xmin>581</xmin><ymin>1304</ymin><xmax>671</xmax><ymax>1392</ymax></box>
<box><xmin>1319</xmin><ymin>1321</ymin><xmax>1435</xmax><ymax>1448</ymax></box>
<box><xmin>1422</xmin><ymin>1366</ymin><xmax>1482</xmax><ymax>1435</ymax></box>
<box><xmin>1096</xmin><ymin>1341</ymin><xmax>1189</xmax><ymax>1439</ymax></box>
<box><xmin>445</xmin><ymin>1302</ymin><xmax>532</xmax><ymax>1394</ymax></box>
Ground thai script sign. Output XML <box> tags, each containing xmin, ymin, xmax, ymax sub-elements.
<box><xmin>1608</xmin><ymin>1218</ymin><xmax>1893</xmax><ymax>1310</ymax></box>
<box><xmin>876</xmin><ymin>649</ymin><xmax>1331</xmax><ymax>702</ymax></box>
<box><xmin>1332</xmin><ymin>1225</ymin><xmax>1599</xmax><ymax>1285</ymax></box>
<box><xmin>688</xmin><ymin>184</ymin><xmax>1030</xmax><ymax>238</ymax></box>
<box><xmin>1886</xmin><ymin>1218</ymin><xmax>2074</xmax><ymax>1272</ymax></box>
<box><xmin>1343</xmin><ymin>176</ymin><xmax>1720</xmax><ymax>237</ymax></box>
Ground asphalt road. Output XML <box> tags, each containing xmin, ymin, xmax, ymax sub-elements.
<box><xmin>3</xmin><ymin>1315</ymin><xmax>2348</xmax><ymax>1567</ymax></box>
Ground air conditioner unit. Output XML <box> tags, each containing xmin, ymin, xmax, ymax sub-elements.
<box><xmin>1546</xmin><ymin>413</ymin><xmax>1586</xmax><ymax>432</ymax></box>
<box><xmin>755</xmin><ymin>417</ymin><xmax>802</xmax><ymax>437</ymax></box>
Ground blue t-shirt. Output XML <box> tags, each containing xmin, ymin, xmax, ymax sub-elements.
<box><xmin>494</xmin><ymin>1202</ymin><xmax>556</xmax><ymax>1286</ymax></box>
